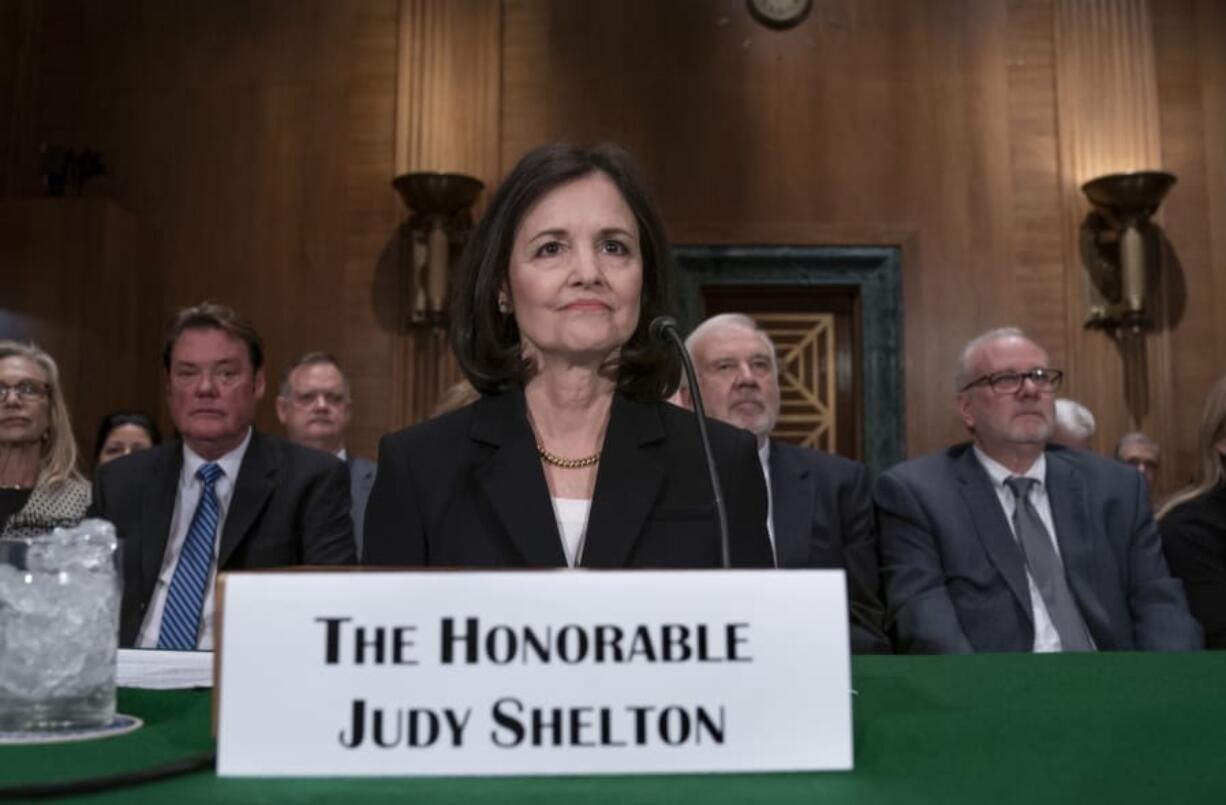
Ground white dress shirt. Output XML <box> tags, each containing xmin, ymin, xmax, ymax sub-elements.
<box><xmin>973</xmin><ymin>446</ymin><xmax>1074</xmax><ymax>653</ymax></box>
<box><xmin>758</xmin><ymin>439</ymin><xmax>777</xmax><ymax>566</ymax></box>
<box><xmin>136</xmin><ymin>428</ymin><xmax>253</xmax><ymax>650</ymax></box>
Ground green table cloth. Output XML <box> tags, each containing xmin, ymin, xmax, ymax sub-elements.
<box><xmin>3</xmin><ymin>652</ymin><xmax>1223</xmax><ymax>803</ymax></box>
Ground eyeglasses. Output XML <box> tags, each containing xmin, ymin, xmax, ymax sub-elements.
<box><xmin>0</xmin><ymin>382</ymin><xmax>49</xmax><ymax>402</ymax></box>
<box><xmin>960</xmin><ymin>368</ymin><xmax>1064</xmax><ymax>395</ymax></box>
<box><xmin>287</xmin><ymin>391</ymin><xmax>348</xmax><ymax>408</ymax></box>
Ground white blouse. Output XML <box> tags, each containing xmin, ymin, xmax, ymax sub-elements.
<box><xmin>550</xmin><ymin>496</ymin><xmax>592</xmax><ymax>567</ymax></box>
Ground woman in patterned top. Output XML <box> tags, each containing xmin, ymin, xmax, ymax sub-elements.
<box><xmin>0</xmin><ymin>341</ymin><xmax>90</xmax><ymax>539</ymax></box>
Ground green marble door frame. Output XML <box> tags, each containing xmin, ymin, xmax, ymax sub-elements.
<box><xmin>673</xmin><ymin>245</ymin><xmax>904</xmax><ymax>476</ymax></box>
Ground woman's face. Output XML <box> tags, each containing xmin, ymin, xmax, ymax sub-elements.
<box><xmin>0</xmin><ymin>356</ymin><xmax>51</xmax><ymax>447</ymax></box>
<box><xmin>506</xmin><ymin>171</ymin><xmax>643</xmax><ymax>368</ymax></box>
<box><xmin>98</xmin><ymin>423</ymin><xmax>154</xmax><ymax>465</ymax></box>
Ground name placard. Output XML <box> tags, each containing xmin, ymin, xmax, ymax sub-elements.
<box><xmin>216</xmin><ymin>570</ymin><xmax>852</xmax><ymax>776</ymax></box>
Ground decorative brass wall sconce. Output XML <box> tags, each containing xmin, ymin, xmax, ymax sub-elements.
<box><xmin>1079</xmin><ymin>170</ymin><xmax>1177</xmax><ymax>426</ymax></box>
<box><xmin>392</xmin><ymin>171</ymin><xmax>484</xmax><ymax>327</ymax></box>
<box><xmin>391</xmin><ymin>171</ymin><xmax>484</xmax><ymax>423</ymax></box>
<box><xmin>1079</xmin><ymin>171</ymin><xmax>1177</xmax><ymax>332</ymax></box>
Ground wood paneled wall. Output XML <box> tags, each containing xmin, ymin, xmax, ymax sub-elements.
<box><xmin>2</xmin><ymin>0</ymin><xmax>1224</xmax><ymax>495</ymax></box>
<box><xmin>1</xmin><ymin>0</ymin><xmax>403</xmax><ymax>461</ymax></box>
<box><xmin>1053</xmin><ymin>0</ymin><xmax>1166</xmax><ymax>464</ymax></box>
<box><xmin>390</xmin><ymin>0</ymin><xmax>500</xmax><ymax>424</ymax></box>
<box><xmin>0</xmin><ymin>1</ymin><xmax>40</xmax><ymax>197</ymax></box>
<box><xmin>496</xmin><ymin>0</ymin><xmax>1226</xmax><ymax>495</ymax></box>
<box><xmin>1152</xmin><ymin>0</ymin><xmax>1226</xmax><ymax>492</ymax></box>
<box><xmin>1</xmin><ymin>199</ymin><xmax>163</xmax><ymax>467</ymax></box>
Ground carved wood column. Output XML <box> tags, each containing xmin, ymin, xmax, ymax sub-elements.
<box><xmin>1053</xmin><ymin>0</ymin><xmax>1167</xmax><ymax>441</ymax></box>
<box><xmin>391</xmin><ymin>0</ymin><xmax>501</xmax><ymax>426</ymax></box>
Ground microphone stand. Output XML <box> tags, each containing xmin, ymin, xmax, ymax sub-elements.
<box><xmin>652</xmin><ymin>317</ymin><xmax>731</xmax><ymax>569</ymax></box>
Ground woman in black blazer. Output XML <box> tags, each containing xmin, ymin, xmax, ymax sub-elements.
<box><xmin>1159</xmin><ymin>375</ymin><xmax>1226</xmax><ymax>648</ymax></box>
<box><xmin>363</xmin><ymin>144</ymin><xmax>772</xmax><ymax>569</ymax></box>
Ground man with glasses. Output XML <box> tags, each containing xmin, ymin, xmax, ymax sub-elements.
<box><xmin>91</xmin><ymin>303</ymin><xmax>356</xmax><ymax>650</ymax></box>
<box><xmin>276</xmin><ymin>352</ymin><xmax>375</xmax><ymax>557</ymax></box>
<box><xmin>875</xmin><ymin>327</ymin><xmax>1199</xmax><ymax>653</ymax></box>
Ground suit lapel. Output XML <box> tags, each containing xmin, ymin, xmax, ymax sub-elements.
<box><xmin>217</xmin><ymin>431</ymin><xmax>276</xmax><ymax>568</ymax></box>
<box><xmin>139</xmin><ymin>444</ymin><xmax>181</xmax><ymax>602</ymax></box>
<box><xmin>954</xmin><ymin>447</ymin><xmax>1033</xmax><ymax>620</ymax></box>
<box><xmin>769</xmin><ymin>442</ymin><xmax>812</xmax><ymax>567</ymax></box>
<box><xmin>1045</xmin><ymin>451</ymin><xmax>1112</xmax><ymax>646</ymax></box>
<box><xmin>471</xmin><ymin>391</ymin><xmax>567</xmax><ymax>566</ymax></box>
<box><xmin>581</xmin><ymin>393</ymin><xmax>665</xmax><ymax>567</ymax></box>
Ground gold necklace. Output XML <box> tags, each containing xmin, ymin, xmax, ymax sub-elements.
<box><xmin>536</xmin><ymin>444</ymin><xmax>601</xmax><ymax>469</ymax></box>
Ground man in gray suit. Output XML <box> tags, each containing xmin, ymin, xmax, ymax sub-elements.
<box><xmin>682</xmin><ymin>313</ymin><xmax>889</xmax><ymax>654</ymax></box>
<box><xmin>276</xmin><ymin>352</ymin><xmax>376</xmax><ymax>558</ymax></box>
<box><xmin>876</xmin><ymin>327</ymin><xmax>1201</xmax><ymax>653</ymax></box>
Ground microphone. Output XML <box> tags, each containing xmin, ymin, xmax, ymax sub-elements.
<box><xmin>650</xmin><ymin>315</ymin><xmax>731</xmax><ymax>569</ymax></box>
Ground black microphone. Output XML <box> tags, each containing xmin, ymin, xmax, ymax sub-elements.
<box><xmin>650</xmin><ymin>315</ymin><xmax>731</xmax><ymax>569</ymax></box>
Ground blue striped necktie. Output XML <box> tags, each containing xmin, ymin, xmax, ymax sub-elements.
<box><xmin>158</xmin><ymin>462</ymin><xmax>224</xmax><ymax>650</ymax></box>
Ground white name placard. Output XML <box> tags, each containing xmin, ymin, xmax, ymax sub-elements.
<box><xmin>216</xmin><ymin>570</ymin><xmax>852</xmax><ymax>777</ymax></box>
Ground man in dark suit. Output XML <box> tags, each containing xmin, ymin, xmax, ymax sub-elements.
<box><xmin>276</xmin><ymin>351</ymin><xmax>376</xmax><ymax>557</ymax></box>
<box><xmin>92</xmin><ymin>304</ymin><xmax>355</xmax><ymax>649</ymax></box>
<box><xmin>682</xmin><ymin>313</ymin><xmax>890</xmax><ymax>653</ymax></box>
<box><xmin>876</xmin><ymin>326</ymin><xmax>1200</xmax><ymax>653</ymax></box>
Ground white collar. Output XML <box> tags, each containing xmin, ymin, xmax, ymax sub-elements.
<box><xmin>182</xmin><ymin>427</ymin><xmax>253</xmax><ymax>485</ymax></box>
<box><xmin>973</xmin><ymin>444</ymin><xmax>1046</xmax><ymax>489</ymax></box>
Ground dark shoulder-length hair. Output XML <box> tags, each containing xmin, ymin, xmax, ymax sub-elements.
<box><xmin>93</xmin><ymin>411</ymin><xmax>162</xmax><ymax>464</ymax></box>
<box><xmin>449</xmin><ymin>143</ymin><xmax>679</xmax><ymax>402</ymax></box>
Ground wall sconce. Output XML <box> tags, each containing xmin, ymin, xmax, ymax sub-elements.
<box><xmin>392</xmin><ymin>171</ymin><xmax>484</xmax><ymax>327</ymax></box>
<box><xmin>1079</xmin><ymin>170</ymin><xmax>1177</xmax><ymax>332</ymax></box>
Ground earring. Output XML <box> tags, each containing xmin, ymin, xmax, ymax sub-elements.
<box><xmin>497</xmin><ymin>297</ymin><xmax>510</xmax><ymax>314</ymax></box>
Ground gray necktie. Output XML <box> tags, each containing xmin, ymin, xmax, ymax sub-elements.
<box><xmin>1003</xmin><ymin>476</ymin><xmax>1094</xmax><ymax>652</ymax></box>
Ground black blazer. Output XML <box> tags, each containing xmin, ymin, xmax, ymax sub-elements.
<box><xmin>876</xmin><ymin>443</ymin><xmax>1202</xmax><ymax>653</ymax></box>
<box><xmin>1160</xmin><ymin>483</ymin><xmax>1226</xmax><ymax>649</ymax></box>
<box><xmin>769</xmin><ymin>440</ymin><xmax>890</xmax><ymax>654</ymax></box>
<box><xmin>91</xmin><ymin>430</ymin><xmax>356</xmax><ymax>646</ymax></box>
<box><xmin>363</xmin><ymin>389</ymin><xmax>773</xmax><ymax>568</ymax></box>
